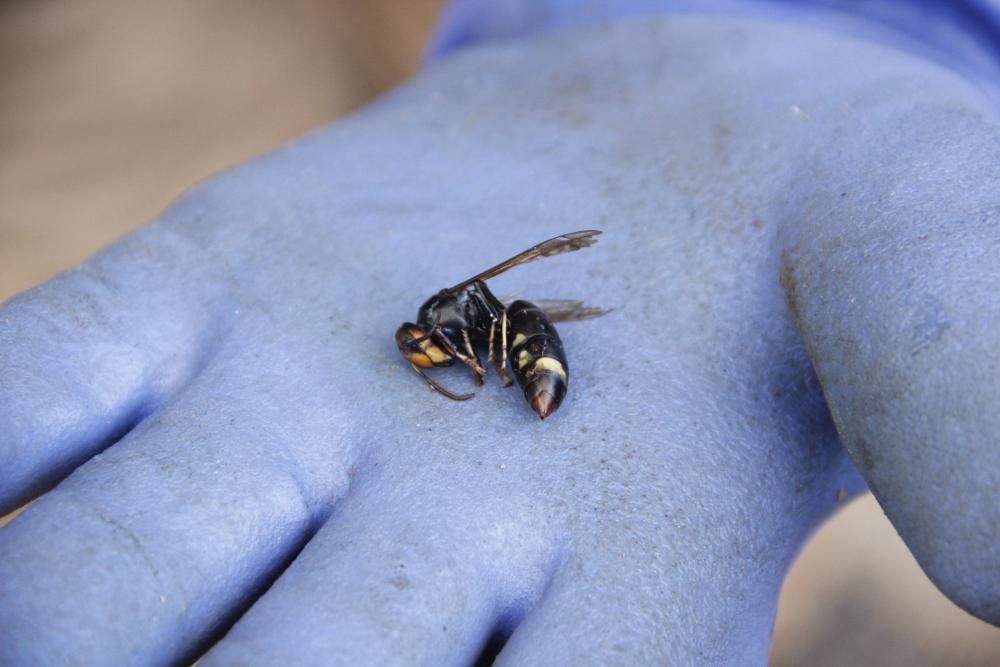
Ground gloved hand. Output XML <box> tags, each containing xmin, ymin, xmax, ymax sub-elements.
<box><xmin>1</xmin><ymin>5</ymin><xmax>998</xmax><ymax>666</ymax></box>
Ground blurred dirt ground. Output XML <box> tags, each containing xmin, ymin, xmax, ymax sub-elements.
<box><xmin>1</xmin><ymin>1</ymin><xmax>998</xmax><ymax>664</ymax></box>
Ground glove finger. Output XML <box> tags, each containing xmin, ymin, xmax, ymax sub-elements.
<box><xmin>495</xmin><ymin>465</ymin><xmax>819</xmax><ymax>667</ymax></box>
<box><xmin>201</xmin><ymin>450</ymin><xmax>560</xmax><ymax>667</ymax></box>
<box><xmin>780</xmin><ymin>107</ymin><xmax>1000</xmax><ymax>623</ymax></box>
<box><xmin>494</xmin><ymin>535</ymin><xmax>782</xmax><ymax>666</ymax></box>
<box><xmin>0</xmin><ymin>340</ymin><xmax>360</xmax><ymax>667</ymax></box>
<box><xmin>0</xmin><ymin>210</ymin><xmax>228</xmax><ymax>514</ymax></box>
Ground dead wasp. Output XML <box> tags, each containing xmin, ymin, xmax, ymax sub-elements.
<box><xmin>395</xmin><ymin>230</ymin><xmax>604</xmax><ymax>419</ymax></box>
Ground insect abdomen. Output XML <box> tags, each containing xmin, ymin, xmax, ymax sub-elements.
<box><xmin>505</xmin><ymin>300</ymin><xmax>569</xmax><ymax>419</ymax></box>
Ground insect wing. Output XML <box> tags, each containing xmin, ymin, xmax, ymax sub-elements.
<box><xmin>527</xmin><ymin>299</ymin><xmax>609</xmax><ymax>322</ymax></box>
<box><xmin>448</xmin><ymin>230</ymin><xmax>601</xmax><ymax>293</ymax></box>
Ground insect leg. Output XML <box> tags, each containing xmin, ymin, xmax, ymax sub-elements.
<box><xmin>433</xmin><ymin>328</ymin><xmax>485</xmax><ymax>379</ymax></box>
<box><xmin>462</xmin><ymin>329</ymin><xmax>485</xmax><ymax>385</ymax></box>
<box><xmin>405</xmin><ymin>328</ymin><xmax>437</xmax><ymax>344</ymax></box>
<box><xmin>409</xmin><ymin>363</ymin><xmax>474</xmax><ymax>401</ymax></box>
<box><xmin>487</xmin><ymin>319</ymin><xmax>497</xmax><ymax>366</ymax></box>
<box><xmin>496</xmin><ymin>308</ymin><xmax>513</xmax><ymax>386</ymax></box>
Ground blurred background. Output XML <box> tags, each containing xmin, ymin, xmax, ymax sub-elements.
<box><xmin>0</xmin><ymin>1</ymin><xmax>997</xmax><ymax>664</ymax></box>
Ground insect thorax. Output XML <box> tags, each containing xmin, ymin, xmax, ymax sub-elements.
<box><xmin>417</xmin><ymin>288</ymin><xmax>496</xmax><ymax>345</ymax></box>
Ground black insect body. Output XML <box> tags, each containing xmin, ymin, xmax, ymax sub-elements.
<box><xmin>395</xmin><ymin>230</ymin><xmax>603</xmax><ymax>419</ymax></box>
<box><xmin>505</xmin><ymin>300</ymin><xmax>569</xmax><ymax>419</ymax></box>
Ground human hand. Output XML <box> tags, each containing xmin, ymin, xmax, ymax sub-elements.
<box><xmin>1</xmin><ymin>11</ymin><xmax>997</xmax><ymax>666</ymax></box>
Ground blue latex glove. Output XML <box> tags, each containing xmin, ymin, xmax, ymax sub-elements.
<box><xmin>2</xmin><ymin>2</ymin><xmax>998</xmax><ymax>665</ymax></box>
